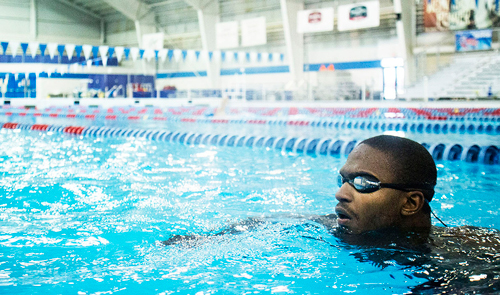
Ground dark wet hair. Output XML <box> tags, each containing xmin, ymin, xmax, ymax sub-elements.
<box><xmin>360</xmin><ymin>135</ymin><xmax>437</xmax><ymax>203</ymax></box>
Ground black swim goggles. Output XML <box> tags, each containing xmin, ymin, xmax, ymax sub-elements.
<box><xmin>338</xmin><ymin>174</ymin><xmax>434</xmax><ymax>194</ymax></box>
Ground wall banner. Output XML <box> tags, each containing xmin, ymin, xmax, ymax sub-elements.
<box><xmin>297</xmin><ymin>7</ymin><xmax>334</xmax><ymax>33</ymax></box>
<box><xmin>424</xmin><ymin>0</ymin><xmax>500</xmax><ymax>32</ymax></box>
<box><xmin>216</xmin><ymin>21</ymin><xmax>239</xmax><ymax>49</ymax></box>
<box><xmin>455</xmin><ymin>29</ymin><xmax>492</xmax><ymax>51</ymax></box>
<box><xmin>337</xmin><ymin>1</ymin><xmax>380</xmax><ymax>32</ymax></box>
<box><xmin>241</xmin><ymin>17</ymin><xmax>267</xmax><ymax>47</ymax></box>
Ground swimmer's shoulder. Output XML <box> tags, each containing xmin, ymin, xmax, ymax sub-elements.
<box><xmin>430</xmin><ymin>225</ymin><xmax>500</xmax><ymax>249</ymax></box>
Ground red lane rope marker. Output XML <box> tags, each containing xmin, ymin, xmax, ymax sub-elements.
<box><xmin>32</xmin><ymin>124</ymin><xmax>49</xmax><ymax>131</ymax></box>
<box><xmin>128</xmin><ymin>116</ymin><xmax>140</xmax><ymax>120</ymax></box>
<box><xmin>49</xmin><ymin>113</ymin><xmax>58</xmax><ymax>118</ymax></box>
<box><xmin>67</xmin><ymin>114</ymin><xmax>76</xmax><ymax>118</ymax></box>
<box><xmin>105</xmin><ymin>115</ymin><xmax>117</xmax><ymax>120</ymax></box>
<box><xmin>85</xmin><ymin>114</ymin><xmax>96</xmax><ymax>120</ymax></box>
<box><xmin>2</xmin><ymin>123</ymin><xmax>19</xmax><ymax>129</ymax></box>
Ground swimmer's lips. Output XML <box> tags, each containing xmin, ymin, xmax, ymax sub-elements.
<box><xmin>335</xmin><ymin>207</ymin><xmax>353</xmax><ymax>226</ymax></box>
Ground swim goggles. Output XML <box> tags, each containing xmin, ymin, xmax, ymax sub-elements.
<box><xmin>338</xmin><ymin>174</ymin><xmax>434</xmax><ymax>194</ymax></box>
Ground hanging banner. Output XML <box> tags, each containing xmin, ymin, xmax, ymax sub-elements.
<box><xmin>216</xmin><ymin>21</ymin><xmax>239</xmax><ymax>49</ymax></box>
<box><xmin>173</xmin><ymin>49</ymin><xmax>182</xmax><ymax>62</ymax></box>
<box><xmin>115</xmin><ymin>46</ymin><xmax>125</xmax><ymax>62</ymax></box>
<box><xmin>297</xmin><ymin>7</ymin><xmax>334</xmax><ymax>33</ymax></box>
<box><xmin>66</xmin><ymin>44</ymin><xmax>75</xmax><ymax>60</ymax></box>
<box><xmin>29</xmin><ymin>42</ymin><xmax>39</xmax><ymax>58</ymax></box>
<box><xmin>455</xmin><ymin>29</ymin><xmax>492</xmax><ymax>51</ymax></box>
<box><xmin>10</xmin><ymin>41</ymin><xmax>20</xmax><ymax>57</ymax></box>
<box><xmin>142</xmin><ymin>32</ymin><xmax>164</xmax><ymax>50</ymax></box>
<box><xmin>272</xmin><ymin>52</ymin><xmax>280</xmax><ymax>62</ymax></box>
<box><xmin>57</xmin><ymin>45</ymin><xmax>66</xmax><ymax>59</ymax></box>
<box><xmin>130</xmin><ymin>47</ymin><xmax>140</xmax><ymax>61</ymax></box>
<box><xmin>75</xmin><ymin>45</ymin><xmax>83</xmax><ymax>60</ymax></box>
<box><xmin>241</xmin><ymin>17</ymin><xmax>267</xmax><ymax>47</ymax></box>
<box><xmin>21</xmin><ymin>43</ymin><xmax>29</xmax><ymax>56</ymax></box>
<box><xmin>158</xmin><ymin>49</ymin><xmax>168</xmax><ymax>62</ymax></box>
<box><xmin>99</xmin><ymin>46</ymin><xmax>109</xmax><ymax>66</ymax></box>
<box><xmin>424</xmin><ymin>0</ymin><xmax>500</xmax><ymax>32</ymax></box>
<box><xmin>1</xmin><ymin>42</ymin><xmax>8</xmax><ymax>55</ymax></box>
<box><xmin>82</xmin><ymin>45</ymin><xmax>93</xmax><ymax>60</ymax></box>
<box><xmin>144</xmin><ymin>49</ymin><xmax>155</xmax><ymax>62</ymax></box>
<box><xmin>449</xmin><ymin>0</ymin><xmax>499</xmax><ymax>30</ymax></box>
<box><xmin>39</xmin><ymin>44</ymin><xmax>47</xmax><ymax>57</ymax></box>
<box><xmin>92</xmin><ymin>46</ymin><xmax>99</xmax><ymax>60</ymax></box>
<box><xmin>337</xmin><ymin>1</ymin><xmax>380</xmax><ymax>32</ymax></box>
<box><xmin>108</xmin><ymin>47</ymin><xmax>115</xmax><ymax>59</ymax></box>
<box><xmin>47</xmin><ymin>43</ymin><xmax>58</xmax><ymax>59</ymax></box>
<box><xmin>423</xmin><ymin>0</ymin><xmax>450</xmax><ymax>32</ymax></box>
<box><xmin>124</xmin><ymin>48</ymin><xmax>131</xmax><ymax>60</ymax></box>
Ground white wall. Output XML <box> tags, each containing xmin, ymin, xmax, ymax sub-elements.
<box><xmin>37</xmin><ymin>77</ymin><xmax>87</xmax><ymax>99</ymax></box>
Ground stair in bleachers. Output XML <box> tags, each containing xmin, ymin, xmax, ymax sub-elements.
<box><xmin>404</xmin><ymin>52</ymin><xmax>500</xmax><ymax>100</ymax></box>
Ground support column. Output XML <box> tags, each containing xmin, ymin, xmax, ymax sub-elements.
<box><xmin>30</xmin><ymin>0</ymin><xmax>37</xmax><ymax>40</ymax></box>
<box><xmin>185</xmin><ymin>0</ymin><xmax>221</xmax><ymax>89</ymax></box>
<box><xmin>101</xmin><ymin>19</ymin><xmax>106</xmax><ymax>44</ymax></box>
<box><xmin>395</xmin><ymin>0</ymin><xmax>417</xmax><ymax>86</ymax></box>
<box><xmin>280</xmin><ymin>0</ymin><xmax>304</xmax><ymax>90</ymax></box>
<box><xmin>102</xmin><ymin>0</ymin><xmax>157</xmax><ymax>47</ymax></box>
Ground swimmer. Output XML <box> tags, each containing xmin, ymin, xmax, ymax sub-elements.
<box><xmin>163</xmin><ymin>135</ymin><xmax>500</xmax><ymax>292</ymax></box>
<box><xmin>318</xmin><ymin>135</ymin><xmax>500</xmax><ymax>293</ymax></box>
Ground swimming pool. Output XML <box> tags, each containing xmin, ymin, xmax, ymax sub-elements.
<box><xmin>0</xmin><ymin>106</ymin><xmax>499</xmax><ymax>294</ymax></box>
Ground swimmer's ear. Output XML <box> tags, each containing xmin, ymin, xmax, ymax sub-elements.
<box><xmin>401</xmin><ymin>191</ymin><xmax>425</xmax><ymax>216</ymax></box>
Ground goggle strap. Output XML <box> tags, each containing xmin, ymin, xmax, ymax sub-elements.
<box><xmin>431</xmin><ymin>208</ymin><xmax>448</xmax><ymax>227</ymax></box>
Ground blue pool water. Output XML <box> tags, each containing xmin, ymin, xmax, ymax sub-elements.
<box><xmin>0</xmin><ymin>127</ymin><xmax>499</xmax><ymax>294</ymax></box>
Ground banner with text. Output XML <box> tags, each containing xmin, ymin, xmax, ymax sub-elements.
<box><xmin>455</xmin><ymin>29</ymin><xmax>492</xmax><ymax>51</ymax></box>
<box><xmin>337</xmin><ymin>1</ymin><xmax>380</xmax><ymax>32</ymax></box>
<box><xmin>424</xmin><ymin>0</ymin><xmax>500</xmax><ymax>32</ymax></box>
<box><xmin>297</xmin><ymin>7</ymin><xmax>334</xmax><ymax>33</ymax></box>
<box><xmin>216</xmin><ymin>21</ymin><xmax>239</xmax><ymax>49</ymax></box>
<box><xmin>241</xmin><ymin>17</ymin><xmax>267</xmax><ymax>47</ymax></box>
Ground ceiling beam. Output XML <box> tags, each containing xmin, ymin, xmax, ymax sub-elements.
<box><xmin>53</xmin><ymin>0</ymin><xmax>103</xmax><ymax>20</ymax></box>
<box><xmin>101</xmin><ymin>0</ymin><xmax>152</xmax><ymax>21</ymax></box>
<box><xmin>183</xmin><ymin>0</ymin><xmax>218</xmax><ymax>13</ymax></box>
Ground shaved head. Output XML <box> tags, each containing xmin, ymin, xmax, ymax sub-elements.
<box><xmin>359</xmin><ymin>135</ymin><xmax>437</xmax><ymax>202</ymax></box>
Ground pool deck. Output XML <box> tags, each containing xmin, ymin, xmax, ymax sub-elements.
<box><xmin>2</xmin><ymin>97</ymin><xmax>500</xmax><ymax>109</ymax></box>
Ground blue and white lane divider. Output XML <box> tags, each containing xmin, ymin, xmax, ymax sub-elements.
<box><xmin>1</xmin><ymin>109</ymin><xmax>500</xmax><ymax>135</ymax></box>
<box><xmin>2</xmin><ymin>122</ymin><xmax>499</xmax><ymax>165</ymax></box>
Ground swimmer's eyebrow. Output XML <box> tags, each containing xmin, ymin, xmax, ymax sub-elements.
<box><xmin>339</xmin><ymin>170</ymin><xmax>377</xmax><ymax>178</ymax></box>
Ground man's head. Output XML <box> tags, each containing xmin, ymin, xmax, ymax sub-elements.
<box><xmin>335</xmin><ymin>135</ymin><xmax>437</xmax><ymax>234</ymax></box>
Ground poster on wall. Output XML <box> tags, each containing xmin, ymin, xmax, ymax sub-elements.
<box><xmin>424</xmin><ymin>0</ymin><xmax>500</xmax><ymax>32</ymax></box>
<box><xmin>297</xmin><ymin>7</ymin><xmax>334</xmax><ymax>33</ymax></box>
<box><xmin>337</xmin><ymin>1</ymin><xmax>380</xmax><ymax>32</ymax></box>
<box><xmin>142</xmin><ymin>33</ymin><xmax>164</xmax><ymax>50</ymax></box>
<box><xmin>241</xmin><ymin>17</ymin><xmax>267</xmax><ymax>47</ymax></box>
<box><xmin>216</xmin><ymin>21</ymin><xmax>239</xmax><ymax>49</ymax></box>
<box><xmin>455</xmin><ymin>29</ymin><xmax>492</xmax><ymax>51</ymax></box>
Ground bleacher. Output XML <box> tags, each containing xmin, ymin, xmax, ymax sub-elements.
<box><xmin>404</xmin><ymin>52</ymin><xmax>500</xmax><ymax>100</ymax></box>
<box><xmin>0</xmin><ymin>73</ymin><xmax>36</xmax><ymax>98</ymax></box>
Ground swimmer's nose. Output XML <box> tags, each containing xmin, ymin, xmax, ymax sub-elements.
<box><xmin>335</xmin><ymin>182</ymin><xmax>353</xmax><ymax>203</ymax></box>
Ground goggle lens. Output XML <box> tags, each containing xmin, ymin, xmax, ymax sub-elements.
<box><xmin>338</xmin><ymin>174</ymin><xmax>381</xmax><ymax>193</ymax></box>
